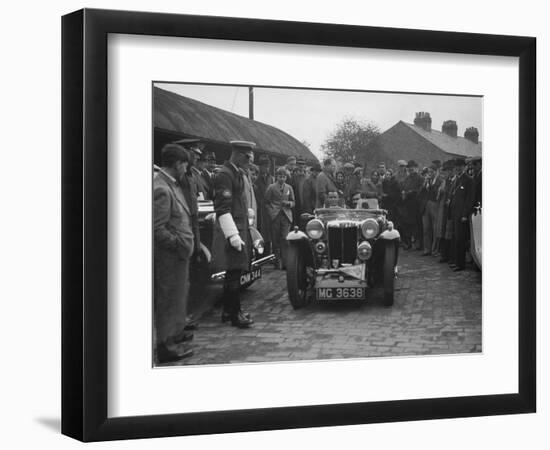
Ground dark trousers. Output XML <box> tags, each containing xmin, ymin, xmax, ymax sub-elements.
<box><xmin>223</xmin><ymin>269</ymin><xmax>242</xmax><ymax>315</ymax></box>
<box><xmin>422</xmin><ymin>201</ymin><xmax>438</xmax><ymax>254</ymax></box>
<box><xmin>439</xmin><ymin>238</ymin><xmax>449</xmax><ymax>260</ymax></box>
<box><xmin>154</xmin><ymin>248</ymin><xmax>190</xmax><ymax>346</ymax></box>
<box><xmin>452</xmin><ymin>218</ymin><xmax>468</xmax><ymax>269</ymax></box>
<box><xmin>272</xmin><ymin>211</ymin><xmax>291</xmax><ymax>262</ymax></box>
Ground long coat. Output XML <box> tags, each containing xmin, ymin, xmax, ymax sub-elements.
<box><xmin>254</xmin><ymin>172</ymin><xmax>274</xmax><ymax>241</ymax></box>
<box><xmin>316</xmin><ymin>170</ymin><xmax>339</xmax><ymax>208</ymax></box>
<box><xmin>211</xmin><ymin>162</ymin><xmax>251</xmax><ymax>273</ymax></box>
<box><xmin>301</xmin><ymin>175</ymin><xmax>318</xmax><ymax>214</ymax></box>
<box><xmin>153</xmin><ymin>171</ymin><xmax>194</xmax><ymax>343</ymax></box>
<box><xmin>401</xmin><ymin>172</ymin><xmax>424</xmax><ymax>226</ymax></box>
<box><xmin>264</xmin><ymin>181</ymin><xmax>295</xmax><ymax>223</ymax></box>
<box><xmin>449</xmin><ymin>172</ymin><xmax>475</xmax><ymax>220</ymax></box>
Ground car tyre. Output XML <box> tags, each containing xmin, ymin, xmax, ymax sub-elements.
<box><xmin>286</xmin><ymin>243</ymin><xmax>309</xmax><ymax>309</ymax></box>
<box><xmin>383</xmin><ymin>241</ymin><xmax>396</xmax><ymax>306</ymax></box>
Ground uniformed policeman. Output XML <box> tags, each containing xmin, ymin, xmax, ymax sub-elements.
<box><xmin>211</xmin><ymin>140</ymin><xmax>256</xmax><ymax>328</ymax></box>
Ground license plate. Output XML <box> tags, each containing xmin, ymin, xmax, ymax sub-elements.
<box><xmin>316</xmin><ymin>287</ymin><xmax>365</xmax><ymax>300</ymax></box>
<box><xmin>239</xmin><ymin>268</ymin><xmax>262</xmax><ymax>285</ymax></box>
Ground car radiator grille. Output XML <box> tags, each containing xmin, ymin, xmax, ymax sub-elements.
<box><xmin>328</xmin><ymin>226</ymin><xmax>357</xmax><ymax>265</ymax></box>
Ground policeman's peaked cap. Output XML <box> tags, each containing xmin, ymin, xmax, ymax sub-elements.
<box><xmin>230</xmin><ymin>140</ymin><xmax>256</xmax><ymax>153</ymax></box>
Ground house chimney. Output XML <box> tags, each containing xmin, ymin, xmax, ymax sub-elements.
<box><xmin>414</xmin><ymin>112</ymin><xmax>432</xmax><ymax>131</ymax></box>
<box><xmin>464</xmin><ymin>127</ymin><xmax>479</xmax><ymax>143</ymax></box>
<box><xmin>442</xmin><ymin>120</ymin><xmax>458</xmax><ymax>137</ymax></box>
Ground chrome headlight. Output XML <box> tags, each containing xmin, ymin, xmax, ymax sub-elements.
<box><xmin>305</xmin><ymin>219</ymin><xmax>324</xmax><ymax>239</ymax></box>
<box><xmin>361</xmin><ymin>218</ymin><xmax>379</xmax><ymax>239</ymax></box>
<box><xmin>253</xmin><ymin>239</ymin><xmax>264</xmax><ymax>255</ymax></box>
<box><xmin>357</xmin><ymin>241</ymin><xmax>373</xmax><ymax>260</ymax></box>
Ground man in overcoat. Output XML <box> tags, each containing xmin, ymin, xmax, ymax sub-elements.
<box><xmin>301</xmin><ymin>163</ymin><xmax>321</xmax><ymax>214</ymax></box>
<box><xmin>254</xmin><ymin>156</ymin><xmax>274</xmax><ymax>252</ymax></box>
<box><xmin>211</xmin><ymin>141</ymin><xmax>256</xmax><ymax>328</ymax></box>
<box><xmin>153</xmin><ymin>144</ymin><xmax>195</xmax><ymax>363</ymax></box>
<box><xmin>419</xmin><ymin>165</ymin><xmax>441</xmax><ymax>255</ymax></box>
<box><xmin>400</xmin><ymin>160</ymin><xmax>424</xmax><ymax>249</ymax></box>
<box><xmin>316</xmin><ymin>157</ymin><xmax>339</xmax><ymax>208</ymax></box>
<box><xmin>448</xmin><ymin>158</ymin><xmax>475</xmax><ymax>271</ymax></box>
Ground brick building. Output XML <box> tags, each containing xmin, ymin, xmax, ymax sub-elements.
<box><xmin>367</xmin><ymin>112</ymin><xmax>482</xmax><ymax>169</ymax></box>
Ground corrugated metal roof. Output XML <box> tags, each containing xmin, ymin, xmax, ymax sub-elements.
<box><xmin>401</xmin><ymin>121</ymin><xmax>482</xmax><ymax>158</ymax></box>
<box><xmin>154</xmin><ymin>87</ymin><xmax>317</xmax><ymax>162</ymax></box>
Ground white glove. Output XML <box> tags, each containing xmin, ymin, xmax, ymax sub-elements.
<box><xmin>229</xmin><ymin>234</ymin><xmax>245</xmax><ymax>251</ymax></box>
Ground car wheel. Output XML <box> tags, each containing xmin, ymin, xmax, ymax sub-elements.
<box><xmin>286</xmin><ymin>243</ymin><xmax>309</xmax><ymax>309</ymax></box>
<box><xmin>383</xmin><ymin>241</ymin><xmax>397</xmax><ymax>306</ymax></box>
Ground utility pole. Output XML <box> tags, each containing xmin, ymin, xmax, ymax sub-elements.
<box><xmin>248</xmin><ymin>86</ymin><xmax>254</xmax><ymax>120</ymax></box>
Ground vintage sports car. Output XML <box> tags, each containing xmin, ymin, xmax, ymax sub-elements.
<box><xmin>285</xmin><ymin>203</ymin><xmax>400</xmax><ymax>309</ymax></box>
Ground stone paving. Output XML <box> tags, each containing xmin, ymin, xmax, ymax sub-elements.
<box><xmin>172</xmin><ymin>250</ymin><xmax>482</xmax><ymax>366</ymax></box>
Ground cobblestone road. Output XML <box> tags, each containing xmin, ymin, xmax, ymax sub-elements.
<box><xmin>173</xmin><ymin>251</ymin><xmax>482</xmax><ymax>366</ymax></box>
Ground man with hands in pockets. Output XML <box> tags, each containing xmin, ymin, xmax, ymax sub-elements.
<box><xmin>211</xmin><ymin>141</ymin><xmax>256</xmax><ymax>328</ymax></box>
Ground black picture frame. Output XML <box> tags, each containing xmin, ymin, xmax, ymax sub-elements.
<box><xmin>62</xmin><ymin>8</ymin><xmax>536</xmax><ymax>442</ymax></box>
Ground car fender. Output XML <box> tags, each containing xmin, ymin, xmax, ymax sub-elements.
<box><xmin>286</xmin><ymin>229</ymin><xmax>308</xmax><ymax>242</ymax></box>
<box><xmin>379</xmin><ymin>229</ymin><xmax>401</xmax><ymax>240</ymax></box>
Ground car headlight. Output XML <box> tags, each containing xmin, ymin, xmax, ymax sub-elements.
<box><xmin>357</xmin><ymin>241</ymin><xmax>373</xmax><ymax>260</ymax></box>
<box><xmin>361</xmin><ymin>218</ymin><xmax>379</xmax><ymax>239</ymax></box>
<box><xmin>253</xmin><ymin>239</ymin><xmax>264</xmax><ymax>255</ymax></box>
<box><xmin>305</xmin><ymin>219</ymin><xmax>324</xmax><ymax>239</ymax></box>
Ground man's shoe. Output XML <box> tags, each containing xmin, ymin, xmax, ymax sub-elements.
<box><xmin>221</xmin><ymin>311</ymin><xmax>250</xmax><ymax>323</ymax></box>
<box><xmin>172</xmin><ymin>330</ymin><xmax>194</xmax><ymax>343</ymax></box>
<box><xmin>184</xmin><ymin>319</ymin><xmax>199</xmax><ymax>331</ymax></box>
<box><xmin>453</xmin><ymin>267</ymin><xmax>464</xmax><ymax>272</ymax></box>
<box><xmin>156</xmin><ymin>343</ymin><xmax>194</xmax><ymax>363</ymax></box>
<box><xmin>421</xmin><ymin>251</ymin><xmax>431</xmax><ymax>256</ymax></box>
<box><xmin>439</xmin><ymin>257</ymin><xmax>449</xmax><ymax>263</ymax></box>
<box><xmin>230</xmin><ymin>312</ymin><xmax>254</xmax><ymax>328</ymax></box>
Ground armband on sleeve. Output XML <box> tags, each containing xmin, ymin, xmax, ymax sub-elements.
<box><xmin>218</xmin><ymin>213</ymin><xmax>239</xmax><ymax>239</ymax></box>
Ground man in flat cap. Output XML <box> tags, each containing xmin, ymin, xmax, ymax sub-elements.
<box><xmin>211</xmin><ymin>141</ymin><xmax>256</xmax><ymax>327</ymax></box>
<box><xmin>448</xmin><ymin>158</ymin><xmax>475</xmax><ymax>271</ymax></box>
<box><xmin>153</xmin><ymin>144</ymin><xmax>195</xmax><ymax>363</ymax></box>
<box><xmin>395</xmin><ymin>160</ymin><xmax>408</xmax><ymax>185</ymax></box>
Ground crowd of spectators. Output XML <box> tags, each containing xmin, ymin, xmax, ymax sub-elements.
<box><xmin>152</xmin><ymin>138</ymin><xmax>482</xmax><ymax>363</ymax></box>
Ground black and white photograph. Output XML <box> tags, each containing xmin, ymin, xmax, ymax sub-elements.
<box><xmin>152</xmin><ymin>83</ymin><xmax>483</xmax><ymax>366</ymax></box>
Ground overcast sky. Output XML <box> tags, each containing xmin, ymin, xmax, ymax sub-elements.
<box><xmin>156</xmin><ymin>83</ymin><xmax>483</xmax><ymax>159</ymax></box>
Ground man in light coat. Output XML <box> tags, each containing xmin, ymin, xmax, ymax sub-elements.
<box><xmin>265</xmin><ymin>167</ymin><xmax>295</xmax><ymax>269</ymax></box>
<box><xmin>153</xmin><ymin>144</ymin><xmax>195</xmax><ymax>363</ymax></box>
